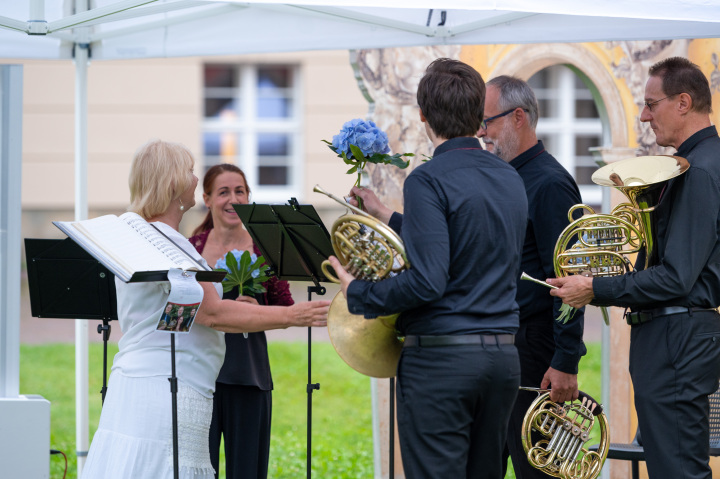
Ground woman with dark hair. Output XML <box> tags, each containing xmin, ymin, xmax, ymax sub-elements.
<box><xmin>189</xmin><ymin>163</ymin><xmax>305</xmax><ymax>479</ymax></box>
<box><xmin>81</xmin><ymin>141</ymin><xmax>328</xmax><ymax>479</ymax></box>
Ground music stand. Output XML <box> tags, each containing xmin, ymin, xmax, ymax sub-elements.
<box><xmin>233</xmin><ymin>198</ymin><xmax>334</xmax><ymax>479</ymax></box>
<box><xmin>25</xmin><ymin>238</ymin><xmax>118</xmax><ymax>403</ymax></box>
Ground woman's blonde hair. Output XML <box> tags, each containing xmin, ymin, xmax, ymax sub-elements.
<box><xmin>128</xmin><ymin>139</ymin><xmax>195</xmax><ymax>219</ymax></box>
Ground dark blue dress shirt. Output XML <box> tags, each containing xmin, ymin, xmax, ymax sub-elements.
<box><xmin>511</xmin><ymin>141</ymin><xmax>586</xmax><ymax>373</ymax></box>
<box><xmin>594</xmin><ymin>125</ymin><xmax>720</xmax><ymax>309</ymax></box>
<box><xmin>347</xmin><ymin>136</ymin><xmax>528</xmax><ymax>336</ymax></box>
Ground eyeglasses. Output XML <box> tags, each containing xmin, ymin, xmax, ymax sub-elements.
<box><xmin>644</xmin><ymin>94</ymin><xmax>676</xmax><ymax>112</ymax></box>
<box><xmin>480</xmin><ymin>108</ymin><xmax>528</xmax><ymax>130</ymax></box>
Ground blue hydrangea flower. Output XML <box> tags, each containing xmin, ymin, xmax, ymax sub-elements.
<box><xmin>332</xmin><ymin>118</ymin><xmax>390</xmax><ymax>159</ymax></box>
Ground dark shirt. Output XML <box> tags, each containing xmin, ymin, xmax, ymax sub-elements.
<box><xmin>594</xmin><ymin>125</ymin><xmax>720</xmax><ymax>309</ymax></box>
<box><xmin>347</xmin><ymin>136</ymin><xmax>528</xmax><ymax>336</ymax></box>
<box><xmin>510</xmin><ymin>141</ymin><xmax>586</xmax><ymax>373</ymax></box>
<box><xmin>190</xmin><ymin>229</ymin><xmax>294</xmax><ymax>390</ymax></box>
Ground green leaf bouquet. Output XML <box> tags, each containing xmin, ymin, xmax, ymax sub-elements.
<box><xmin>214</xmin><ymin>249</ymin><xmax>271</xmax><ymax>296</ymax></box>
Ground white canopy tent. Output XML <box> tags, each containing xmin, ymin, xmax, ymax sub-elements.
<box><xmin>1</xmin><ymin>1</ymin><xmax>720</xmax><ymax>61</ymax></box>
<box><xmin>1</xmin><ymin>0</ymin><xmax>719</xmax><ymax>474</ymax></box>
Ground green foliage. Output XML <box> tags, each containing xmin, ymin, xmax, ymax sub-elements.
<box><xmin>215</xmin><ymin>249</ymin><xmax>271</xmax><ymax>295</ymax></box>
<box><xmin>19</xmin><ymin>341</ymin><xmax>603</xmax><ymax>478</ymax></box>
<box><xmin>556</xmin><ymin>303</ymin><xmax>578</xmax><ymax>324</ymax></box>
<box><xmin>321</xmin><ymin>138</ymin><xmax>413</xmax><ymax>188</ymax></box>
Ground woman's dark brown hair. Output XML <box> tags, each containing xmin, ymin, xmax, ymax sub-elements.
<box><xmin>191</xmin><ymin>163</ymin><xmax>250</xmax><ymax>236</ymax></box>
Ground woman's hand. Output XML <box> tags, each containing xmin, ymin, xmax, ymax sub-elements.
<box><xmin>287</xmin><ymin>300</ymin><xmax>331</xmax><ymax>327</ymax></box>
<box><xmin>235</xmin><ymin>295</ymin><xmax>259</xmax><ymax>306</ymax></box>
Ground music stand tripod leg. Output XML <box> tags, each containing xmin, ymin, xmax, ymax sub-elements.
<box><xmin>306</xmin><ymin>284</ymin><xmax>325</xmax><ymax>478</ymax></box>
<box><xmin>169</xmin><ymin>334</ymin><xmax>180</xmax><ymax>479</ymax></box>
<box><xmin>97</xmin><ymin>319</ymin><xmax>111</xmax><ymax>404</ymax></box>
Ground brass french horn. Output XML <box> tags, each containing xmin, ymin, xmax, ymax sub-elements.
<box><xmin>522</xmin><ymin>389</ymin><xmax>609</xmax><ymax>479</ymax></box>
<box><xmin>313</xmin><ymin>185</ymin><xmax>409</xmax><ymax>378</ymax></box>
<box><xmin>554</xmin><ymin>155</ymin><xmax>689</xmax><ymax>278</ymax></box>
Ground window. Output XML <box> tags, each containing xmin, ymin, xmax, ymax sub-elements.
<box><xmin>202</xmin><ymin>64</ymin><xmax>301</xmax><ymax>202</ymax></box>
<box><xmin>528</xmin><ymin>65</ymin><xmax>604</xmax><ymax>208</ymax></box>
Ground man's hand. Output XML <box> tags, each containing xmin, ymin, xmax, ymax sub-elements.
<box><xmin>541</xmin><ymin>367</ymin><xmax>579</xmax><ymax>403</ymax></box>
<box><xmin>328</xmin><ymin>256</ymin><xmax>355</xmax><ymax>299</ymax></box>
<box><xmin>348</xmin><ymin>186</ymin><xmax>394</xmax><ymax>224</ymax></box>
<box><xmin>547</xmin><ymin>275</ymin><xmax>594</xmax><ymax>309</ymax></box>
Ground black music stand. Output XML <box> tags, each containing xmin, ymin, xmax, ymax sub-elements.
<box><xmin>25</xmin><ymin>238</ymin><xmax>117</xmax><ymax>403</ymax></box>
<box><xmin>233</xmin><ymin>198</ymin><xmax>334</xmax><ymax>479</ymax></box>
<box><xmin>26</xmin><ymin>237</ymin><xmax>220</xmax><ymax>479</ymax></box>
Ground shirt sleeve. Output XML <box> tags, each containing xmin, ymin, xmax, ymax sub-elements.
<box><xmin>347</xmin><ymin>172</ymin><xmax>449</xmax><ymax>318</ymax></box>
<box><xmin>388</xmin><ymin>212</ymin><xmax>403</xmax><ymax>235</ymax></box>
<box><xmin>594</xmin><ymin>168</ymin><xmax>720</xmax><ymax>307</ymax></box>
<box><xmin>534</xmin><ymin>176</ymin><xmax>586</xmax><ymax>373</ymax></box>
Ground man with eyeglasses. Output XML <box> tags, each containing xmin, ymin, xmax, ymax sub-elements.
<box><xmin>478</xmin><ymin>75</ymin><xmax>587</xmax><ymax>479</ymax></box>
<box><xmin>550</xmin><ymin>57</ymin><xmax>720</xmax><ymax>479</ymax></box>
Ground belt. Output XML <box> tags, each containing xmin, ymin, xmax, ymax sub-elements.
<box><xmin>625</xmin><ymin>306</ymin><xmax>719</xmax><ymax>325</ymax></box>
<box><xmin>403</xmin><ymin>334</ymin><xmax>514</xmax><ymax>348</ymax></box>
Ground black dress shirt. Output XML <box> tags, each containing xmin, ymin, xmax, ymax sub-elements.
<box><xmin>511</xmin><ymin>141</ymin><xmax>586</xmax><ymax>373</ymax></box>
<box><xmin>594</xmin><ymin>125</ymin><xmax>720</xmax><ymax>309</ymax></box>
<box><xmin>347</xmin><ymin>136</ymin><xmax>528</xmax><ymax>336</ymax></box>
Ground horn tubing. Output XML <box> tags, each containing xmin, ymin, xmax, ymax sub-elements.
<box><xmin>313</xmin><ymin>184</ymin><xmax>374</xmax><ymax>219</ymax></box>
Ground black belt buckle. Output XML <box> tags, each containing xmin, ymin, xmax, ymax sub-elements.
<box><xmin>625</xmin><ymin>311</ymin><xmax>651</xmax><ymax>325</ymax></box>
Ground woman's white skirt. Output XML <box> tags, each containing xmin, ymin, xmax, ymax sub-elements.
<box><xmin>81</xmin><ymin>372</ymin><xmax>215</xmax><ymax>479</ymax></box>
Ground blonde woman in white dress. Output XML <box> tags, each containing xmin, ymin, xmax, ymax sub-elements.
<box><xmin>81</xmin><ymin>139</ymin><xmax>329</xmax><ymax>479</ymax></box>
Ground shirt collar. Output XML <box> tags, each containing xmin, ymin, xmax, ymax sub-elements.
<box><xmin>433</xmin><ymin>136</ymin><xmax>483</xmax><ymax>157</ymax></box>
<box><xmin>509</xmin><ymin>141</ymin><xmax>545</xmax><ymax>170</ymax></box>
<box><xmin>676</xmin><ymin>125</ymin><xmax>718</xmax><ymax>158</ymax></box>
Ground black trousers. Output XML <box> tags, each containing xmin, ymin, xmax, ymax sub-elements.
<box><xmin>630</xmin><ymin>310</ymin><xmax>720</xmax><ymax>479</ymax></box>
<box><xmin>208</xmin><ymin>383</ymin><xmax>272</xmax><ymax>479</ymax></box>
<box><xmin>503</xmin><ymin>320</ymin><xmax>556</xmax><ymax>479</ymax></box>
<box><xmin>396</xmin><ymin>341</ymin><xmax>520</xmax><ymax>479</ymax></box>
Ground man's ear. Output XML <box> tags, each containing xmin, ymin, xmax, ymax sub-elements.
<box><xmin>419</xmin><ymin>109</ymin><xmax>427</xmax><ymax>123</ymax></box>
<box><xmin>677</xmin><ymin>92</ymin><xmax>692</xmax><ymax>114</ymax></box>
<box><xmin>512</xmin><ymin>107</ymin><xmax>527</xmax><ymax>128</ymax></box>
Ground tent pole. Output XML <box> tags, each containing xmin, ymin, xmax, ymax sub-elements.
<box><xmin>73</xmin><ymin>0</ymin><xmax>90</xmax><ymax>470</ymax></box>
<box><xmin>0</xmin><ymin>65</ymin><xmax>23</xmax><ymax>399</ymax></box>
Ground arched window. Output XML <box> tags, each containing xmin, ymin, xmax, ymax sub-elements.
<box><xmin>528</xmin><ymin>65</ymin><xmax>604</xmax><ymax>208</ymax></box>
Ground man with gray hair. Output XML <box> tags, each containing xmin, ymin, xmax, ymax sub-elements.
<box><xmin>478</xmin><ymin>75</ymin><xmax>587</xmax><ymax>478</ymax></box>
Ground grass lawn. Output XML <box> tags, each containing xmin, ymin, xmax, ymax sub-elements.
<box><xmin>20</xmin><ymin>341</ymin><xmax>602</xmax><ymax>478</ymax></box>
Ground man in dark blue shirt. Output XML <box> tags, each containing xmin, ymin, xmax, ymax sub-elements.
<box><xmin>478</xmin><ymin>75</ymin><xmax>587</xmax><ymax>479</ymax></box>
<box><xmin>550</xmin><ymin>57</ymin><xmax>720</xmax><ymax>479</ymax></box>
<box><xmin>329</xmin><ymin>58</ymin><xmax>528</xmax><ymax>478</ymax></box>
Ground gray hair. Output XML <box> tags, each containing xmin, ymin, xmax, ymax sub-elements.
<box><xmin>487</xmin><ymin>75</ymin><xmax>539</xmax><ymax>129</ymax></box>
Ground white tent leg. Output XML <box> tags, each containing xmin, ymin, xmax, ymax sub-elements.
<box><xmin>0</xmin><ymin>65</ymin><xmax>23</xmax><ymax>399</ymax></box>
<box><xmin>74</xmin><ymin>34</ymin><xmax>90</xmax><ymax>478</ymax></box>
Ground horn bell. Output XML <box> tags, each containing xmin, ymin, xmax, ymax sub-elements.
<box><xmin>327</xmin><ymin>294</ymin><xmax>402</xmax><ymax>378</ymax></box>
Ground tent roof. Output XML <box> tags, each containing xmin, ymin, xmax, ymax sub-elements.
<box><xmin>1</xmin><ymin>0</ymin><xmax>719</xmax><ymax>61</ymax></box>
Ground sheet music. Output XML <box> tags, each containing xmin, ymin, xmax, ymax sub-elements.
<box><xmin>55</xmin><ymin>213</ymin><xmax>200</xmax><ymax>282</ymax></box>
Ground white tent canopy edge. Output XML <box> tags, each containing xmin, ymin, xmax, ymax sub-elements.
<box><xmin>1</xmin><ymin>1</ymin><xmax>720</xmax><ymax>60</ymax></box>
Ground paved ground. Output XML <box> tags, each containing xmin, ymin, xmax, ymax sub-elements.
<box><xmin>19</xmin><ymin>279</ymin><xmax>603</xmax><ymax>344</ymax></box>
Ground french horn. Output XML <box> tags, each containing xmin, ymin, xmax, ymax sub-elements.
<box><xmin>313</xmin><ymin>185</ymin><xmax>409</xmax><ymax>378</ymax></box>
<box><xmin>522</xmin><ymin>388</ymin><xmax>609</xmax><ymax>479</ymax></box>
<box><xmin>554</xmin><ymin>155</ymin><xmax>689</xmax><ymax>278</ymax></box>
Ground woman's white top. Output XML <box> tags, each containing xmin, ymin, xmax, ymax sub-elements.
<box><xmin>111</xmin><ymin>221</ymin><xmax>225</xmax><ymax>398</ymax></box>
